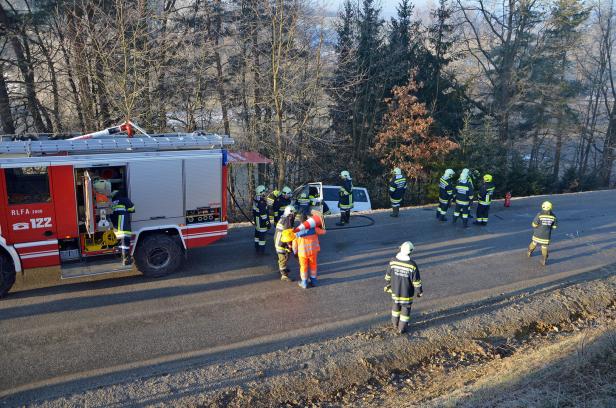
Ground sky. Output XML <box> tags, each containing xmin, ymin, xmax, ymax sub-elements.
<box><xmin>325</xmin><ymin>0</ymin><xmax>432</xmax><ymax>18</ymax></box>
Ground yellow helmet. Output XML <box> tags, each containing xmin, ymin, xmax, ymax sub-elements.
<box><xmin>281</xmin><ymin>229</ymin><xmax>296</xmax><ymax>243</ymax></box>
<box><xmin>541</xmin><ymin>201</ymin><xmax>553</xmax><ymax>211</ymax></box>
<box><xmin>483</xmin><ymin>174</ymin><xmax>493</xmax><ymax>183</ymax></box>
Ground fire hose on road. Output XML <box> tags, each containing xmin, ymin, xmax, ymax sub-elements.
<box><xmin>226</xmin><ymin>186</ymin><xmax>375</xmax><ymax>231</ymax></box>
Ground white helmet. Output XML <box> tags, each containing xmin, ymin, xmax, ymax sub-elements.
<box><xmin>340</xmin><ymin>170</ymin><xmax>350</xmax><ymax>179</ymax></box>
<box><xmin>393</xmin><ymin>167</ymin><xmax>402</xmax><ymax>176</ymax></box>
<box><xmin>256</xmin><ymin>185</ymin><xmax>267</xmax><ymax>195</ymax></box>
<box><xmin>283</xmin><ymin>205</ymin><xmax>296</xmax><ymax>217</ymax></box>
<box><xmin>398</xmin><ymin>241</ymin><xmax>414</xmax><ymax>258</ymax></box>
<box><xmin>443</xmin><ymin>169</ymin><xmax>455</xmax><ymax>179</ymax></box>
<box><xmin>282</xmin><ymin>186</ymin><xmax>292</xmax><ymax>195</ymax></box>
<box><xmin>460</xmin><ymin>168</ymin><xmax>469</xmax><ymax>182</ymax></box>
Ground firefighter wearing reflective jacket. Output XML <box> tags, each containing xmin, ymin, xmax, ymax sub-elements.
<box><xmin>253</xmin><ymin>185</ymin><xmax>270</xmax><ymax>254</ymax></box>
<box><xmin>436</xmin><ymin>169</ymin><xmax>455</xmax><ymax>221</ymax></box>
<box><xmin>267</xmin><ymin>186</ymin><xmax>292</xmax><ymax>224</ymax></box>
<box><xmin>337</xmin><ymin>170</ymin><xmax>353</xmax><ymax>226</ymax></box>
<box><xmin>384</xmin><ymin>241</ymin><xmax>423</xmax><ymax>334</ymax></box>
<box><xmin>528</xmin><ymin>201</ymin><xmax>558</xmax><ymax>266</ymax></box>
<box><xmin>110</xmin><ymin>192</ymin><xmax>135</xmax><ymax>265</ymax></box>
<box><xmin>474</xmin><ymin>174</ymin><xmax>495</xmax><ymax>226</ymax></box>
<box><xmin>274</xmin><ymin>206</ymin><xmax>296</xmax><ymax>281</ymax></box>
<box><xmin>453</xmin><ymin>168</ymin><xmax>474</xmax><ymax>228</ymax></box>
<box><xmin>389</xmin><ymin>167</ymin><xmax>407</xmax><ymax>217</ymax></box>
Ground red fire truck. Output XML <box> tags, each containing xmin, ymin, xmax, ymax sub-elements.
<box><xmin>0</xmin><ymin>127</ymin><xmax>240</xmax><ymax>297</ymax></box>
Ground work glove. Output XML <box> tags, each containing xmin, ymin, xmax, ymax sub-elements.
<box><xmin>266</xmin><ymin>221</ymin><xmax>271</xmax><ymax>229</ymax></box>
<box><xmin>384</xmin><ymin>285</ymin><xmax>392</xmax><ymax>294</ymax></box>
<box><xmin>418</xmin><ymin>287</ymin><xmax>424</xmax><ymax>298</ymax></box>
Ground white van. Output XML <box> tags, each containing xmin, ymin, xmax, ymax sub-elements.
<box><xmin>292</xmin><ymin>182</ymin><xmax>372</xmax><ymax>214</ymax></box>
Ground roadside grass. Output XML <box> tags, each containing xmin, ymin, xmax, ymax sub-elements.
<box><xmin>439</xmin><ymin>328</ymin><xmax>616</xmax><ymax>408</ymax></box>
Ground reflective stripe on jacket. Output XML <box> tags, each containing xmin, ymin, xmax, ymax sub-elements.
<box><xmin>385</xmin><ymin>258</ymin><xmax>421</xmax><ymax>304</ymax></box>
<box><xmin>454</xmin><ymin>180</ymin><xmax>474</xmax><ymax>205</ymax></box>
<box><xmin>532</xmin><ymin>211</ymin><xmax>557</xmax><ymax>244</ymax></box>
<box><xmin>478</xmin><ymin>182</ymin><xmax>495</xmax><ymax>205</ymax></box>
<box><xmin>338</xmin><ymin>179</ymin><xmax>354</xmax><ymax>209</ymax></box>
<box><xmin>389</xmin><ymin>175</ymin><xmax>407</xmax><ymax>200</ymax></box>
<box><xmin>292</xmin><ymin>233</ymin><xmax>321</xmax><ymax>257</ymax></box>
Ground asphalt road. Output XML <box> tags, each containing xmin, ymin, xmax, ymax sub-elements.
<box><xmin>1</xmin><ymin>190</ymin><xmax>615</xmax><ymax>403</ymax></box>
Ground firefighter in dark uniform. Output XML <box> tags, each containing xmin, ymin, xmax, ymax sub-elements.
<box><xmin>336</xmin><ymin>170</ymin><xmax>353</xmax><ymax>226</ymax></box>
<box><xmin>453</xmin><ymin>168</ymin><xmax>474</xmax><ymax>228</ymax></box>
<box><xmin>267</xmin><ymin>186</ymin><xmax>292</xmax><ymax>224</ymax></box>
<box><xmin>528</xmin><ymin>201</ymin><xmax>558</xmax><ymax>266</ymax></box>
<box><xmin>274</xmin><ymin>205</ymin><xmax>296</xmax><ymax>281</ymax></box>
<box><xmin>297</xmin><ymin>191</ymin><xmax>315</xmax><ymax>219</ymax></box>
<box><xmin>388</xmin><ymin>167</ymin><xmax>407</xmax><ymax>217</ymax></box>
<box><xmin>253</xmin><ymin>185</ymin><xmax>270</xmax><ymax>254</ymax></box>
<box><xmin>436</xmin><ymin>168</ymin><xmax>455</xmax><ymax>221</ymax></box>
<box><xmin>474</xmin><ymin>174</ymin><xmax>495</xmax><ymax>226</ymax></box>
<box><xmin>110</xmin><ymin>191</ymin><xmax>135</xmax><ymax>265</ymax></box>
<box><xmin>384</xmin><ymin>241</ymin><xmax>423</xmax><ymax>334</ymax></box>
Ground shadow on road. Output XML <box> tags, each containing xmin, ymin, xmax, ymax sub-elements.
<box><xmin>4</xmin><ymin>263</ymin><xmax>613</xmax><ymax>406</ymax></box>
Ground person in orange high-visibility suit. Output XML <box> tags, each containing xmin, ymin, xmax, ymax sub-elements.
<box><xmin>292</xmin><ymin>211</ymin><xmax>326</xmax><ymax>289</ymax></box>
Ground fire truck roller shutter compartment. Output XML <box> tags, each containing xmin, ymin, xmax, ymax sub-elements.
<box><xmin>129</xmin><ymin>159</ymin><xmax>184</xmax><ymax>230</ymax></box>
<box><xmin>182</xmin><ymin>156</ymin><xmax>226</xmax><ymax>249</ymax></box>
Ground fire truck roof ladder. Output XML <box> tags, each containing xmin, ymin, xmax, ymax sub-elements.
<box><xmin>0</xmin><ymin>133</ymin><xmax>234</xmax><ymax>156</ymax></box>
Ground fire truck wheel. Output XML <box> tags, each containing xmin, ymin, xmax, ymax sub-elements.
<box><xmin>0</xmin><ymin>252</ymin><xmax>16</xmax><ymax>298</ymax></box>
<box><xmin>134</xmin><ymin>234</ymin><xmax>183</xmax><ymax>278</ymax></box>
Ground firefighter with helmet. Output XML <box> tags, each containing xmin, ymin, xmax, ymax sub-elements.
<box><xmin>336</xmin><ymin>170</ymin><xmax>353</xmax><ymax>226</ymax></box>
<box><xmin>253</xmin><ymin>185</ymin><xmax>270</xmax><ymax>254</ymax></box>
<box><xmin>389</xmin><ymin>167</ymin><xmax>407</xmax><ymax>217</ymax></box>
<box><xmin>274</xmin><ymin>205</ymin><xmax>297</xmax><ymax>281</ymax></box>
<box><xmin>436</xmin><ymin>169</ymin><xmax>455</xmax><ymax>221</ymax></box>
<box><xmin>110</xmin><ymin>190</ymin><xmax>135</xmax><ymax>266</ymax></box>
<box><xmin>384</xmin><ymin>241</ymin><xmax>423</xmax><ymax>334</ymax></box>
<box><xmin>474</xmin><ymin>174</ymin><xmax>495</xmax><ymax>225</ymax></box>
<box><xmin>528</xmin><ymin>201</ymin><xmax>558</xmax><ymax>266</ymax></box>
<box><xmin>267</xmin><ymin>186</ymin><xmax>293</xmax><ymax>224</ymax></box>
<box><xmin>453</xmin><ymin>168</ymin><xmax>474</xmax><ymax>228</ymax></box>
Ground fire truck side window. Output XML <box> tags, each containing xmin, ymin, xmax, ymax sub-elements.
<box><xmin>5</xmin><ymin>167</ymin><xmax>51</xmax><ymax>205</ymax></box>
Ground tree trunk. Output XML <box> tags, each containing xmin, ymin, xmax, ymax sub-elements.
<box><xmin>0</xmin><ymin>62</ymin><xmax>16</xmax><ymax>134</ymax></box>
<box><xmin>211</xmin><ymin>0</ymin><xmax>230</xmax><ymax>136</ymax></box>
<box><xmin>0</xmin><ymin>4</ymin><xmax>48</xmax><ymax>132</ymax></box>
<box><xmin>600</xmin><ymin>102</ymin><xmax>616</xmax><ymax>186</ymax></box>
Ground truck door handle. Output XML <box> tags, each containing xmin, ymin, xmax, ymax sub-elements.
<box><xmin>44</xmin><ymin>230</ymin><xmax>53</xmax><ymax>237</ymax></box>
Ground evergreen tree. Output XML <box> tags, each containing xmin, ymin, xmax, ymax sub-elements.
<box><xmin>417</xmin><ymin>0</ymin><xmax>465</xmax><ymax>137</ymax></box>
<box><xmin>352</xmin><ymin>0</ymin><xmax>386</xmax><ymax>162</ymax></box>
<box><xmin>329</xmin><ymin>0</ymin><xmax>357</xmax><ymax>150</ymax></box>
<box><xmin>384</xmin><ymin>0</ymin><xmax>416</xmax><ymax>95</ymax></box>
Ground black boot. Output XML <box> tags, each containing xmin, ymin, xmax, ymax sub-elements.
<box><xmin>452</xmin><ymin>216</ymin><xmax>458</xmax><ymax>224</ymax></box>
<box><xmin>463</xmin><ymin>218</ymin><xmax>469</xmax><ymax>228</ymax></box>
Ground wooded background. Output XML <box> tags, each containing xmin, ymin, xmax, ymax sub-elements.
<box><xmin>1</xmin><ymin>0</ymin><xmax>615</xmax><ymax>208</ymax></box>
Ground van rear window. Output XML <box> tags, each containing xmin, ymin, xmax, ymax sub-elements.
<box><xmin>5</xmin><ymin>166</ymin><xmax>51</xmax><ymax>204</ymax></box>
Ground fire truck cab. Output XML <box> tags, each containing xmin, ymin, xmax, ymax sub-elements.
<box><xmin>0</xmin><ymin>132</ymin><xmax>234</xmax><ymax>297</ymax></box>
